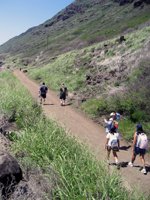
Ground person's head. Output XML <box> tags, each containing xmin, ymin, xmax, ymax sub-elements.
<box><xmin>110</xmin><ymin>112</ymin><xmax>115</xmax><ymax>116</ymax></box>
<box><xmin>136</xmin><ymin>124</ymin><xmax>143</xmax><ymax>133</ymax></box>
<box><xmin>110</xmin><ymin>127</ymin><xmax>116</xmax><ymax>134</ymax></box>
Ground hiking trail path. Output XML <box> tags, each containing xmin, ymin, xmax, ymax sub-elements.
<box><xmin>13</xmin><ymin>70</ymin><xmax>150</xmax><ymax>195</ymax></box>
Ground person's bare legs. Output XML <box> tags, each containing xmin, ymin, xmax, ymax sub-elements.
<box><xmin>63</xmin><ymin>99</ymin><xmax>66</xmax><ymax>106</ymax></box>
<box><xmin>131</xmin><ymin>153</ymin><xmax>136</xmax><ymax>164</ymax></box>
<box><xmin>107</xmin><ymin>148</ymin><xmax>111</xmax><ymax>163</ymax></box>
<box><xmin>140</xmin><ymin>154</ymin><xmax>145</xmax><ymax>168</ymax></box>
<box><xmin>112</xmin><ymin>151</ymin><xmax>118</xmax><ymax>164</ymax></box>
<box><xmin>40</xmin><ymin>97</ymin><xmax>42</xmax><ymax>104</ymax></box>
<box><xmin>60</xmin><ymin>99</ymin><xmax>63</xmax><ymax>106</ymax></box>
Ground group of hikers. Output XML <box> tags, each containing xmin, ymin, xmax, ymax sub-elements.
<box><xmin>39</xmin><ymin>82</ymin><xmax>148</xmax><ymax>174</ymax></box>
<box><xmin>39</xmin><ymin>82</ymin><xmax>68</xmax><ymax>106</ymax></box>
<box><xmin>104</xmin><ymin>112</ymin><xmax>148</xmax><ymax>174</ymax></box>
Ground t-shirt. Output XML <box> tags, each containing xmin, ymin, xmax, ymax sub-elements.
<box><xmin>40</xmin><ymin>85</ymin><xmax>48</xmax><ymax>94</ymax></box>
<box><xmin>106</xmin><ymin>132</ymin><xmax>120</xmax><ymax>147</ymax></box>
<box><xmin>104</xmin><ymin>119</ymin><xmax>113</xmax><ymax>133</ymax></box>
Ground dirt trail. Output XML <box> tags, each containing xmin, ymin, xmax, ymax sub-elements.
<box><xmin>13</xmin><ymin>70</ymin><xmax>150</xmax><ymax>194</ymax></box>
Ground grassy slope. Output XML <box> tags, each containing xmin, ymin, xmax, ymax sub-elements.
<box><xmin>28</xmin><ymin>26</ymin><xmax>150</xmax><ymax>140</ymax></box>
<box><xmin>0</xmin><ymin>1</ymin><xmax>150</xmax><ymax>64</ymax></box>
<box><xmin>1</xmin><ymin>71</ymin><xmax>147</xmax><ymax>199</ymax></box>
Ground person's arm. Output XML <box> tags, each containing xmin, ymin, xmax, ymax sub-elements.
<box><xmin>65</xmin><ymin>87</ymin><xmax>68</xmax><ymax>96</ymax></box>
<box><xmin>39</xmin><ymin>87</ymin><xmax>41</xmax><ymax>95</ymax></box>
<box><xmin>105</xmin><ymin>138</ymin><xmax>109</xmax><ymax>149</ymax></box>
<box><xmin>132</xmin><ymin>132</ymin><xmax>137</xmax><ymax>151</ymax></box>
<box><xmin>104</xmin><ymin>119</ymin><xmax>108</xmax><ymax>123</ymax></box>
<box><xmin>105</xmin><ymin>134</ymin><xmax>110</xmax><ymax>149</ymax></box>
<box><xmin>117</xmin><ymin>139</ymin><xmax>120</xmax><ymax>149</ymax></box>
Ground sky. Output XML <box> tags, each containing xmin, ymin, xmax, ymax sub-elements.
<box><xmin>0</xmin><ymin>0</ymin><xmax>74</xmax><ymax>45</ymax></box>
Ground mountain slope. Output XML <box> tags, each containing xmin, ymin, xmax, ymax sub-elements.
<box><xmin>0</xmin><ymin>0</ymin><xmax>150</xmax><ymax>64</ymax></box>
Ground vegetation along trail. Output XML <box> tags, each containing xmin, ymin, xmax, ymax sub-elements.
<box><xmin>13</xmin><ymin>70</ymin><xmax>150</xmax><ymax>195</ymax></box>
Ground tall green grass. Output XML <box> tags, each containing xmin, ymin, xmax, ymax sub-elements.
<box><xmin>0</xmin><ymin>71</ymin><xmax>148</xmax><ymax>200</ymax></box>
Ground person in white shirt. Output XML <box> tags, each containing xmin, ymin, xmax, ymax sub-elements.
<box><xmin>105</xmin><ymin>127</ymin><xmax>120</xmax><ymax>165</ymax></box>
<box><xmin>104</xmin><ymin>117</ymin><xmax>113</xmax><ymax>134</ymax></box>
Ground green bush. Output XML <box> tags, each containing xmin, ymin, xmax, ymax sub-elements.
<box><xmin>81</xmin><ymin>98</ymin><xmax>107</xmax><ymax>117</ymax></box>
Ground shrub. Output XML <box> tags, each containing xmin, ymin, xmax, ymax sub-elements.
<box><xmin>81</xmin><ymin>98</ymin><xmax>107</xmax><ymax>117</ymax></box>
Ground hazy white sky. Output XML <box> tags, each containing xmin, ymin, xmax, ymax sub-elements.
<box><xmin>0</xmin><ymin>0</ymin><xmax>74</xmax><ymax>45</ymax></box>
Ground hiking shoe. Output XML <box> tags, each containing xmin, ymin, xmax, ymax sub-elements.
<box><xmin>116</xmin><ymin>164</ymin><xmax>120</xmax><ymax>170</ymax></box>
<box><xmin>141</xmin><ymin>168</ymin><xmax>147</xmax><ymax>174</ymax></box>
<box><xmin>107</xmin><ymin>160</ymin><xmax>110</xmax><ymax>165</ymax></box>
<box><xmin>128</xmin><ymin>162</ymin><xmax>133</xmax><ymax>167</ymax></box>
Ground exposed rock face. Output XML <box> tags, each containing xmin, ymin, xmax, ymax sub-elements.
<box><xmin>133</xmin><ymin>0</ymin><xmax>143</xmax><ymax>7</ymax></box>
<box><xmin>0</xmin><ymin>151</ymin><xmax>22</xmax><ymax>198</ymax></box>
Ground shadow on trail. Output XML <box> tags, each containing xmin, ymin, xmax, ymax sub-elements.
<box><xmin>43</xmin><ymin>103</ymin><xmax>54</xmax><ymax>105</ymax></box>
<box><xmin>119</xmin><ymin>145</ymin><xmax>131</xmax><ymax>151</ymax></box>
<box><xmin>64</xmin><ymin>103</ymin><xmax>72</xmax><ymax>106</ymax></box>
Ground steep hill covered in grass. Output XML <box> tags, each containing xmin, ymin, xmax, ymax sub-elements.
<box><xmin>28</xmin><ymin>25</ymin><xmax>150</xmax><ymax>140</ymax></box>
<box><xmin>0</xmin><ymin>0</ymin><xmax>150</xmax><ymax>140</ymax></box>
<box><xmin>0</xmin><ymin>0</ymin><xmax>150</xmax><ymax>67</ymax></box>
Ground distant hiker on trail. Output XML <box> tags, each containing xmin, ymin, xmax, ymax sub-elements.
<box><xmin>110</xmin><ymin>112</ymin><xmax>121</xmax><ymax>121</ymax></box>
<box><xmin>105</xmin><ymin>127</ymin><xmax>120</xmax><ymax>167</ymax></box>
<box><xmin>39</xmin><ymin>82</ymin><xmax>48</xmax><ymax>104</ymax></box>
<box><xmin>59</xmin><ymin>83</ymin><xmax>68</xmax><ymax>106</ymax></box>
<box><xmin>128</xmin><ymin>124</ymin><xmax>148</xmax><ymax>174</ymax></box>
<box><xmin>104</xmin><ymin>117</ymin><xmax>113</xmax><ymax>134</ymax></box>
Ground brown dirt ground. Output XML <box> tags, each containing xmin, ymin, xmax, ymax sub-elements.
<box><xmin>13</xmin><ymin>70</ymin><xmax>150</xmax><ymax>195</ymax></box>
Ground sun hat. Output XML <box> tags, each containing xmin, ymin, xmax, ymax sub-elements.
<box><xmin>110</xmin><ymin>112</ymin><xmax>115</xmax><ymax>117</ymax></box>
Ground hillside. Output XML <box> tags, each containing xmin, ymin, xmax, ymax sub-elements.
<box><xmin>0</xmin><ymin>0</ymin><xmax>149</xmax><ymax>138</ymax></box>
<box><xmin>0</xmin><ymin>0</ymin><xmax>150</xmax><ymax>67</ymax></box>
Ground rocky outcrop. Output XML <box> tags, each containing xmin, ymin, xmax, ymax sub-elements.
<box><xmin>0</xmin><ymin>151</ymin><xmax>22</xmax><ymax>199</ymax></box>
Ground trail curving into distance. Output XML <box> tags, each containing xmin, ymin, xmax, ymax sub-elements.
<box><xmin>13</xmin><ymin>70</ymin><xmax>150</xmax><ymax>195</ymax></box>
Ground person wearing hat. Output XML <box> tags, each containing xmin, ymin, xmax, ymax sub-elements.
<box><xmin>128</xmin><ymin>124</ymin><xmax>148</xmax><ymax>174</ymax></box>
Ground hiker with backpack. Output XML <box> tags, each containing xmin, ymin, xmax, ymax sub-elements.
<box><xmin>59</xmin><ymin>83</ymin><xmax>68</xmax><ymax>106</ymax></box>
<box><xmin>39</xmin><ymin>82</ymin><xmax>48</xmax><ymax>104</ymax></box>
<box><xmin>105</xmin><ymin>127</ymin><xmax>120</xmax><ymax>166</ymax></box>
<box><xmin>128</xmin><ymin>124</ymin><xmax>148</xmax><ymax>174</ymax></box>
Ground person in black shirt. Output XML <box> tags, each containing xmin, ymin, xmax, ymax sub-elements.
<box><xmin>39</xmin><ymin>82</ymin><xmax>48</xmax><ymax>104</ymax></box>
<box><xmin>59</xmin><ymin>83</ymin><xmax>68</xmax><ymax>106</ymax></box>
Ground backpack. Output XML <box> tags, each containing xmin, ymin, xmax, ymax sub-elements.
<box><xmin>137</xmin><ymin>133</ymin><xmax>148</xmax><ymax>150</ymax></box>
<box><xmin>110</xmin><ymin>134</ymin><xmax>119</xmax><ymax>151</ymax></box>
<box><xmin>40</xmin><ymin>86</ymin><xmax>48</xmax><ymax>94</ymax></box>
<box><xmin>111</xmin><ymin>138</ymin><xmax>118</xmax><ymax>148</ymax></box>
<box><xmin>116</xmin><ymin>113</ymin><xmax>121</xmax><ymax>121</ymax></box>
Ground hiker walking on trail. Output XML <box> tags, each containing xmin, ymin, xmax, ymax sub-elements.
<box><xmin>128</xmin><ymin>124</ymin><xmax>148</xmax><ymax>174</ymax></box>
<box><xmin>104</xmin><ymin>117</ymin><xmax>113</xmax><ymax>134</ymax></box>
<box><xmin>39</xmin><ymin>82</ymin><xmax>48</xmax><ymax>104</ymax></box>
<box><xmin>59</xmin><ymin>83</ymin><xmax>68</xmax><ymax>106</ymax></box>
<box><xmin>105</xmin><ymin>127</ymin><xmax>120</xmax><ymax>166</ymax></box>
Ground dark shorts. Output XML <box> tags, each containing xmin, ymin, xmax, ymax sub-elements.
<box><xmin>40</xmin><ymin>93</ymin><xmax>46</xmax><ymax>99</ymax></box>
<box><xmin>134</xmin><ymin>147</ymin><xmax>146</xmax><ymax>155</ymax></box>
<box><xmin>60</xmin><ymin>94</ymin><xmax>66</xmax><ymax>100</ymax></box>
<box><xmin>107</xmin><ymin>146</ymin><xmax>119</xmax><ymax>152</ymax></box>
